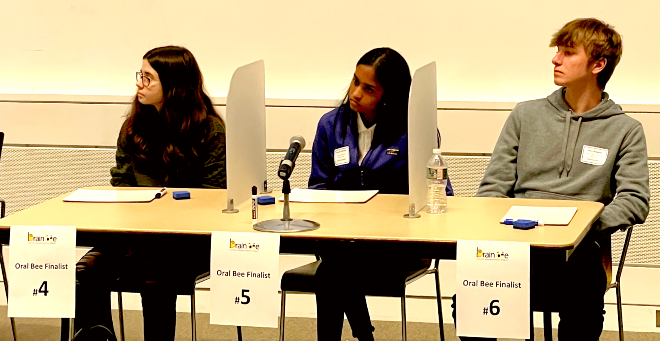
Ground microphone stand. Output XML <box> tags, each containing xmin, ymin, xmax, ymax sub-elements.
<box><xmin>253</xmin><ymin>179</ymin><xmax>320</xmax><ymax>233</ymax></box>
<box><xmin>281</xmin><ymin>179</ymin><xmax>292</xmax><ymax>222</ymax></box>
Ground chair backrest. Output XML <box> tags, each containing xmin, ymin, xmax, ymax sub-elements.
<box><xmin>615</xmin><ymin>226</ymin><xmax>634</xmax><ymax>282</ymax></box>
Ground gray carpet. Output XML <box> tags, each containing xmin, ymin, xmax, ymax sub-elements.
<box><xmin>0</xmin><ymin>307</ymin><xmax>656</xmax><ymax>340</ymax></box>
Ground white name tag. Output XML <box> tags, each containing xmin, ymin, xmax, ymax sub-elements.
<box><xmin>334</xmin><ymin>146</ymin><xmax>350</xmax><ymax>166</ymax></box>
<box><xmin>456</xmin><ymin>240</ymin><xmax>530</xmax><ymax>339</ymax></box>
<box><xmin>210</xmin><ymin>232</ymin><xmax>280</xmax><ymax>328</ymax></box>
<box><xmin>580</xmin><ymin>145</ymin><xmax>608</xmax><ymax>166</ymax></box>
<box><xmin>8</xmin><ymin>225</ymin><xmax>76</xmax><ymax>318</ymax></box>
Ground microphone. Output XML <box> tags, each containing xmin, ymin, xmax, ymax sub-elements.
<box><xmin>278</xmin><ymin>135</ymin><xmax>306</xmax><ymax>180</ymax></box>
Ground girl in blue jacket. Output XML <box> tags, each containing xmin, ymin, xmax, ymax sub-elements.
<box><xmin>310</xmin><ymin>48</ymin><xmax>452</xmax><ymax>341</ymax></box>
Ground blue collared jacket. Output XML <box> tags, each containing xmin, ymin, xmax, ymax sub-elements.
<box><xmin>308</xmin><ymin>106</ymin><xmax>453</xmax><ymax>195</ymax></box>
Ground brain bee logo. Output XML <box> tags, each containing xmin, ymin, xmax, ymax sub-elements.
<box><xmin>27</xmin><ymin>232</ymin><xmax>57</xmax><ymax>244</ymax></box>
<box><xmin>476</xmin><ymin>247</ymin><xmax>508</xmax><ymax>261</ymax></box>
<box><xmin>229</xmin><ymin>238</ymin><xmax>260</xmax><ymax>251</ymax></box>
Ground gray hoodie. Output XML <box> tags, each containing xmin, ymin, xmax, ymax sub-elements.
<box><xmin>478</xmin><ymin>88</ymin><xmax>650</xmax><ymax>235</ymax></box>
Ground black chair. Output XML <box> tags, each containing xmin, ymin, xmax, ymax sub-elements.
<box><xmin>1</xmin><ymin>200</ymin><xmax>18</xmax><ymax>341</ymax></box>
<box><xmin>0</xmin><ymin>131</ymin><xmax>18</xmax><ymax>341</ymax></box>
<box><xmin>278</xmin><ymin>256</ymin><xmax>444</xmax><ymax>341</ymax></box>
<box><xmin>541</xmin><ymin>228</ymin><xmax>632</xmax><ymax>341</ymax></box>
<box><xmin>607</xmin><ymin>226</ymin><xmax>633</xmax><ymax>341</ymax></box>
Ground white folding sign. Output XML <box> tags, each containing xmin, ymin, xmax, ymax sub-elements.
<box><xmin>210</xmin><ymin>231</ymin><xmax>280</xmax><ymax>328</ymax></box>
<box><xmin>456</xmin><ymin>240</ymin><xmax>530</xmax><ymax>339</ymax></box>
<box><xmin>8</xmin><ymin>225</ymin><xmax>76</xmax><ymax>318</ymax></box>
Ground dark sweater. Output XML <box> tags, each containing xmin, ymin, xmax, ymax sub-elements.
<box><xmin>110</xmin><ymin>115</ymin><xmax>227</xmax><ymax>189</ymax></box>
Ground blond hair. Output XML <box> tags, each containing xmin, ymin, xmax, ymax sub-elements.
<box><xmin>550</xmin><ymin>18</ymin><xmax>622</xmax><ymax>89</ymax></box>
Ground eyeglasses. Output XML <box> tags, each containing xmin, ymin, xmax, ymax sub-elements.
<box><xmin>136</xmin><ymin>71</ymin><xmax>153</xmax><ymax>87</ymax></box>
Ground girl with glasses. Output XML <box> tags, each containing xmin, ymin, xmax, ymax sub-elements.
<box><xmin>74</xmin><ymin>46</ymin><xmax>226</xmax><ymax>341</ymax></box>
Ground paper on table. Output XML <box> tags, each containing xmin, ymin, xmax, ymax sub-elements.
<box><xmin>501</xmin><ymin>206</ymin><xmax>578</xmax><ymax>226</ymax></box>
<box><xmin>63</xmin><ymin>188</ymin><xmax>166</xmax><ymax>203</ymax></box>
<box><xmin>279</xmin><ymin>189</ymin><xmax>379</xmax><ymax>203</ymax></box>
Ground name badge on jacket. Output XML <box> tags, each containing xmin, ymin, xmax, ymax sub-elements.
<box><xmin>580</xmin><ymin>145</ymin><xmax>608</xmax><ymax>166</ymax></box>
<box><xmin>334</xmin><ymin>146</ymin><xmax>350</xmax><ymax>166</ymax></box>
<box><xmin>386</xmin><ymin>148</ymin><xmax>399</xmax><ymax>156</ymax></box>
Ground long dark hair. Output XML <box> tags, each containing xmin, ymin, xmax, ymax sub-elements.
<box><xmin>340</xmin><ymin>47</ymin><xmax>412</xmax><ymax>144</ymax></box>
<box><xmin>125</xmin><ymin>46</ymin><xmax>223</xmax><ymax>182</ymax></box>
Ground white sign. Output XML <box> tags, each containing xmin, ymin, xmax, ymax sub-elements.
<box><xmin>210</xmin><ymin>231</ymin><xmax>280</xmax><ymax>327</ymax></box>
<box><xmin>8</xmin><ymin>225</ymin><xmax>76</xmax><ymax>317</ymax></box>
<box><xmin>455</xmin><ymin>240</ymin><xmax>530</xmax><ymax>339</ymax></box>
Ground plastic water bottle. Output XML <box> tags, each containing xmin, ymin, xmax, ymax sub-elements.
<box><xmin>427</xmin><ymin>149</ymin><xmax>448</xmax><ymax>214</ymax></box>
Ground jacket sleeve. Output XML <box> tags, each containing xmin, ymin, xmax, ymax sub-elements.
<box><xmin>476</xmin><ymin>107</ymin><xmax>521</xmax><ymax>197</ymax></box>
<box><xmin>446</xmin><ymin>178</ymin><xmax>454</xmax><ymax>196</ymax></box>
<box><xmin>199</xmin><ymin>120</ymin><xmax>227</xmax><ymax>189</ymax></box>
<box><xmin>110</xmin><ymin>122</ymin><xmax>137</xmax><ymax>187</ymax></box>
<box><xmin>596</xmin><ymin>123</ymin><xmax>650</xmax><ymax>235</ymax></box>
<box><xmin>308</xmin><ymin>118</ymin><xmax>335</xmax><ymax>190</ymax></box>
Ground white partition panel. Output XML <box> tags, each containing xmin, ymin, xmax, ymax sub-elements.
<box><xmin>407</xmin><ymin>62</ymin><xmax>438</xmax><ymax>215</ymax></box>
<box><xmin>225</xmin><ymin>60</ymin><xmax>268</xmax><ymax>211</ymax></box>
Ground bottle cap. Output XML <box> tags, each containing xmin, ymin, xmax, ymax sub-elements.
<box><xmin>433</xmin><ymin>149</ymin><xmax>442</xmax><ymax>154</ymax></box>
<box><xmin>252</xmin><ymin>186</ymin><xmax>257</xmax><ymax>195</ymax></box>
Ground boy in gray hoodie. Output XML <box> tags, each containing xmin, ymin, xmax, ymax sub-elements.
<box><xmin>454</xmin><ymin>18</ymin><xmax>650</xmax><ymax>341</ymax></box>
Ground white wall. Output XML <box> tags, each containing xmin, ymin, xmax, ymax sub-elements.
<box><xmin>3</xmin><ymin>98</ymin><xmax>660</xmax><ymax>158</ymax></box>
<box><xmin>1</xmin><ymin>0</ymin><xmax>660</xmax><ymax>104</ymax></box>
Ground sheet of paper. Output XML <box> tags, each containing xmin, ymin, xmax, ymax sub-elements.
<box><xmin>62</xmin><ymin>189</ymin><xmax>164</xmax><ymax>203</ymax></box>
<box><xmin>279</xmin><ymin>189</ymin><xmax>378</xmax><ymax>203</ymax></box>
<box><xmin>500</xmin><ymin>206</ymin><xmax>577</xmax><ymax>225</ymax></box>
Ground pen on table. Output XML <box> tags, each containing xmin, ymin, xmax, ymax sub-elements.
<box><xmin>156</xmin><ymin>188</ymin><xmax>167</xmax><ymax>198</ymax></box>
<box><xmin>252</xmin><ymin>186</ymin><xmax>258</xmax><ymax>225</ymax></box>
<box><xmin>503</xmin><ymin>219</ymin><xmax>544</xmax><ymax>226</ymax></box>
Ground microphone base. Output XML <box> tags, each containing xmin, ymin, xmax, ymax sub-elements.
<box><xmin>253</xmin><ymin>219</ymin><xmax>320</xmax><ymax>233</ymax></box>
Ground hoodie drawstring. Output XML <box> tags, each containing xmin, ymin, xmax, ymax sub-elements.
<box><xmin>564</xmin><ymin>116</ymin><xmax>582</xmax><ymax>175</ymax></box>
<box><xmin>559</xmin><ymin>113</ymin><xmax>571</xmax><ymax>176</ymax></box>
